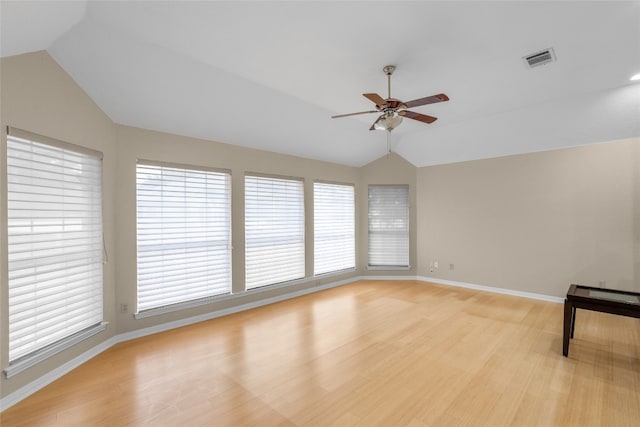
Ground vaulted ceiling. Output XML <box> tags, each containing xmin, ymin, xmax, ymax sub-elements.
<box><xmin>1</xmin><ymin>1</ymin><xmax>639</xmax><ymax>166</ymax></box>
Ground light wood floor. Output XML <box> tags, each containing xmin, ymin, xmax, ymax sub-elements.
<box><xmin>2</xmin><ymin>280</ymin><xmax>639</xmax><ymax>426</ymax></box>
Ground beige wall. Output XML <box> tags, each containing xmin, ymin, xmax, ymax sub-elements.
<box><xmin>0</xmin><ymin>52</ymin><xmax>118</xmax><ymax>396</ymax></box>
<box><xmin>416</xmin><ymin>139</ymin><xmax>640</xmax><ymax>297</ymax></box>
<box><xmin>0</xmin><ymin>51</ymin><xmax>364</xmax><ymax>398</ymax></box>
<box><xmin>1</xmin><ymin>50</ymin><xmax>638</xmax><ymax>402</ymax></box>
<box><xmin>114</xmin><ymin>125</ymin><xmax>360</xmax><ymax>334</ymax></box>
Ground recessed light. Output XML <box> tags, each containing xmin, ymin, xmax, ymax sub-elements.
<box><xmin>631</xmin><ymin>73</ymin><xmax>640</xmax><ymax>81</ymax></box>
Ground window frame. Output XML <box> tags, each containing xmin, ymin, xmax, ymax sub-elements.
<box><xmin>367</xmin><ymin>184</ymin><xmax>410</xmax><ymax>269</ymax></box>
<box><xmin>244</xmin><ymin>173</ymin><xmax>306</xmax><ymax>290</ymax></box>
<box><xmin>135</xmin><ymin>160</ymin><xmax>232</xmax><ymax>318</ymax></box>
<box><xmin>4</xmin><ymin>127</ymin><xmax>107</xmax><ymax>378</ymax></box>
<box><xmin>313</xmin><ymin>180</ymin><xmax>356</xmax><ymax>276</ymax></box>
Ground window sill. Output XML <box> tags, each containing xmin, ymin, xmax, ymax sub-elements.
<box><xmin>135</xmin><ymin>279</ymin><xmax>308</xmax><ymax>319</ymax></box>
<box><xmin>367</xmin><ymin>265</ymin><xmax>411</xmax><ymax>271</ymax></box>
<box><xmin>135</xmin><ymin>293</ymin><xmax>238</xmax><ymax>319</ymax></box>
<box><xmin>4</xmin><ymin>322</ymin><xmax>108</xmax><ymax>378</ymax></box>
<box><xmin>314</xmin><ymin>267</ymin><xmax>357</xmax><ymax>278</ymax></box>
<box><xmin>135</xmin><ymin>274</ymin><xmax>359</xmax><ymax>320</ymax></box>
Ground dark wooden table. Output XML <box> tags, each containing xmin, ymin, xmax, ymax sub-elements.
<box><xmin>563</xmin><ymin>284</ymin><xmax>640</xmax><ymax>356</ymax></box>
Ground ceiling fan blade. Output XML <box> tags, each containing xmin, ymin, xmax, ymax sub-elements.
<box><xmin>402</xmin><ymin>93</ymin><xmax>449</xmax><ymax>109</ymax></box>
<box><xmin>398</xmin><ymin>110</ymin><xmax>438</xmax><ymax>124</ymax></box>
<box><xmin>331</xmin><ymin>110</ymin><xmax>379</xmax><ymax>119</ymax></box>
<box><xmin>369</xmin><ymin>115</ymin><xmax>384</xmax><ymax>131</ymax></box>
<box><xmin>363</xmin><ymin>93</ymin><xmax>387</xmax><ymax>107</ymax></box>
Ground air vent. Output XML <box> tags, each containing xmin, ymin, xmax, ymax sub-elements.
<box><xmin>523</xmin><ymin>48</ymin><xmax>556</xmax><ymax>68</ymax></box>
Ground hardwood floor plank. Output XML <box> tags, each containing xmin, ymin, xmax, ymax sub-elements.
<box><xmin>2</xmin><ymin>280</ymin><xmax>639</xmax><ymax>426</ymax></box>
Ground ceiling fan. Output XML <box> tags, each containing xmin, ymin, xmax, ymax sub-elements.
<box><xmin>331</xmin><ymin>65</ymin><xmax>449</xmax><ymax>132</ymax></box>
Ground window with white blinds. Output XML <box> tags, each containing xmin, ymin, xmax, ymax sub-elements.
<box><xmin>314</xmin><ymin>182</ymin><xmax>355</xmax><ymax>275</ymax></box>
<box><xmin>7</xmin><ymin>130</ymin><xmax>104</xmax><ymax>363</ymax></box>
<box><xmin>368</xmin><ymin>185</ymin><xmax>410</xmax><ymax>268</ymax></box>
<box><xmin>245</xmin><ymin>175</ymin><xmax>305</xmax><ymax>289</ymax></box>
<box><xmin>136</xmin><ymin>163</ymin><xmax>231</xmax><ymax>312</ymax></box>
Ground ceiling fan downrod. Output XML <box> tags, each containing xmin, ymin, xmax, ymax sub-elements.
<box><xmin>383</xmin><ymin>65</ymin><xmax>395</xmax><ymax>99</ymax></box>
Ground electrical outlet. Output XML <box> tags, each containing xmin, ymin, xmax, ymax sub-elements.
<box><xmin>598</xmin><ymin>280</ymin><xmax>606</xmax><ymax>288</ymax></box>
<box><xmin>449</xmin><ymin>263</ymin><xmax>454</xmax><ymax>270</ymax></box>
<box><xmin>120</xmin><ymin>304</ymin><xmax>128</xmax><ymax>313</ymax></box>
<box><xmin>434</xmin><ymin>260</ymin><xmax>439</xmax><ymax>268</ymax></box>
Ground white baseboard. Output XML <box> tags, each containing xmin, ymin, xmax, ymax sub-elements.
<box><xmin>1</xmin><ymin>274</ymin><xmax>561</xmax><ymax>411</ymax></box>
<box><xmin>416</xmin><ymin>276</ymin><xmax>564</xmax><ymax>303</ymax></box>
<box><xmin>0</xmin><ymin>276</ymin><xmax>357</xmax><ymax>412</ymax></box>
<box><xmin>0</xmin><ymin>336</ymin><xmax>117</xmax><ymax>412</ymax></box>
<box><xmin>117</xmin><ymin>277</ymin><xmax>358</xmax><ymax>343</ymax></box>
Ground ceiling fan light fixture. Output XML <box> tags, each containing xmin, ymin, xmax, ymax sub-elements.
<box><xmin>374</xmin><ymin>113</ymin><xmax>403</xmax><ymax>131</ymax></box>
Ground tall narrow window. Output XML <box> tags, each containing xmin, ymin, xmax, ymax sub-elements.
<box><xmin>136</xmin><ymin>162</ymin><xmax>231</xmax><ymax>313</ymax></box>
<box><xmin>245</xmin><ymin>175</ymin><xmax>304</xmax><ymax>289</ymax></box>
<box><xmin>6</xmin><ymin>129</ymin><xmax>104</xmax><ymax>368</ymax></box>
<box><xmin>314</xmin><ymin>182</ymin><xmax>355</xmax><ymax>275</ymax></box>
<box><xmin>368</xmin><ymin>185</ymin><xmax>409</xmax><ymax>268</ymax></box>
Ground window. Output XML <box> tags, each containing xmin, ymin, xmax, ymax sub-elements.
<box><xmin>136</xmin><ymin>162</ymin><xmax>231</xmax><ymax>313</ymax></box>
<box><xmin>314</xmin><ymin>182</ymin><xmax>355</xmax><ymax>275</ymax></box>
<box><xmin>6</xmin><ymin>128</ymin><xmax>104</xmax><ymax>372</ymax></box>
<box><xmin>245</xmin><ymin>175</ymin><xmax>304</xmax><ymax>289</ymax></box>
<box><xmin>368</xmin><ymin>185</ymin><xmax>409</xmax><ymax>268</ymax></box>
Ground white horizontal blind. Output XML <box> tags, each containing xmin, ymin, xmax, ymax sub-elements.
<box><xmin>7</xmin><ymin>133</ymin><xmax>103</xmax><ymax>362</ymax></box>
<box><xmin>368</xmin><ymin>185</ymin><xmax>409</xmax><ymax>267</ymax></box>
<box><xmin>314</xmin><ymin>182</ymin><xmax>355</xmax><ymax>275</ymax></box>
<box><xmin>136</xmin><ymin>163</ymin><xmax>231</xmax><ymax>312</ymax></box>
<box><xmin>245</xmin><ymin>175</ymin><xmax>304</xmax><ymax>289</ymax></box>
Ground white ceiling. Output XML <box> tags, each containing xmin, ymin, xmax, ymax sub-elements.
<box><xmin>1</xmin><ymin>1</ymin><xmax>639</xmax><ymax>167</ymax></box>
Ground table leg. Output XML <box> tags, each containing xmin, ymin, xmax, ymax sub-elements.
<box><xmin>563</xmin><ymin>299</ymin><xmax>572</xmax><ymax>357</ymax></box>
<box><xmin>570</xmin><ymin>306</ymin><xmax>576</xmax><ymax>339</ymax></box>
